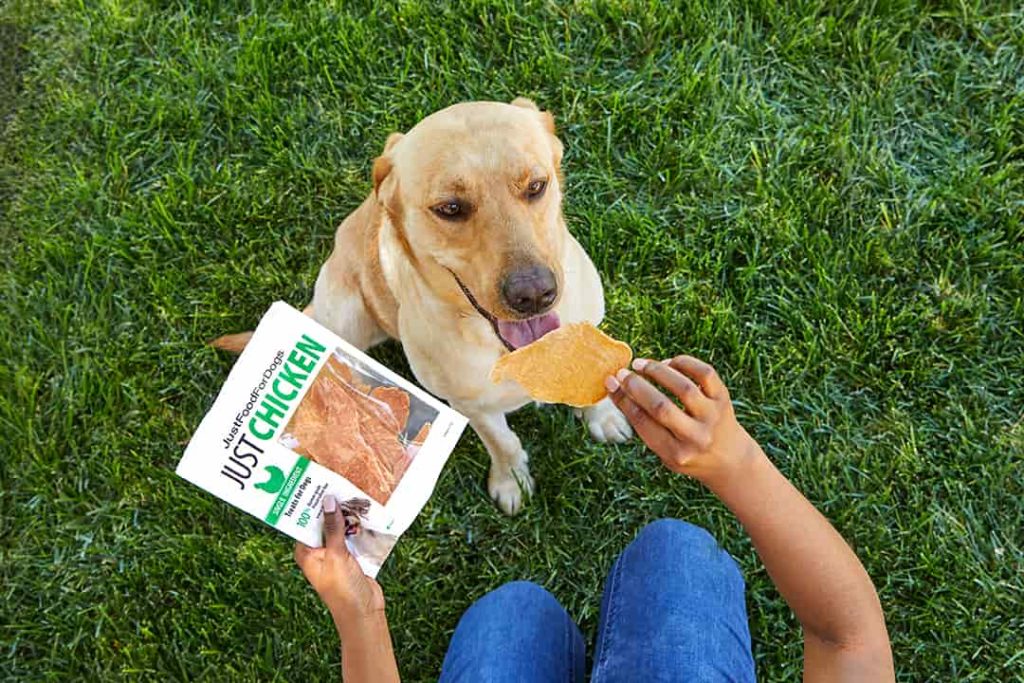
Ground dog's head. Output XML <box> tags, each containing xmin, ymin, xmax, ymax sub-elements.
<box><xmin>373</xmin><ymin>98</ymin><xmax>567</xmax><ymax>350</ymax></box>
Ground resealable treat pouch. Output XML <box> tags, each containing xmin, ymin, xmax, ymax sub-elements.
<box><xmin>177</xmin><ymin>302</ymin><xmax>468</xmax><ymax>577</ymax></box>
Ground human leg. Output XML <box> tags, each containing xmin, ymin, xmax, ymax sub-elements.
<box><xmin>440</xmin><ymin>580</ymin><xmax>585</xmax><ymax>683</ymax></box>
<box><xmin>591</xmin><ymin>519</ymin><xmax>755</xmax><ymax>682</ymax></box>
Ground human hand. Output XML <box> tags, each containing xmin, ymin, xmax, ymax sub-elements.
<box><xmin>605</xmin><ymin>355</ymin><xmax>762</xmax><ymax>488</ymax></box>
<box><xmin>294</xmin><ymin>495</ymin><xmax>386</xmax><ymax>634</ymax></box>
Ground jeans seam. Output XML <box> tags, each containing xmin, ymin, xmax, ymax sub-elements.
<box><xmin>593</xmin><ymin>552</ymin><xmax>625</xmax><ymax>680</ymax></box>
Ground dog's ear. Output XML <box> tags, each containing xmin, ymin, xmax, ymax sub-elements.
<box><xmin>382</xmin><ymin>131</ymin><xmax>404</xmax><ymax>154</ymax></box>
<box><xmin>542</xmin><ymin>111</ymin><xmax>563</xmax><ymax>169</ymax></box>
<box><xmin>372</xmin><ymin>156</ymin><xmax>392</xmax><ymax>196</ymax></box>
<box><xmin>511</xmin><ymin>97</ymin><xmax>563</xmax><ymax>168</ymax></box>
<box><xmin>510</xmin><ymin>97</ymin><xmax>539</xmax><ymax>111</ymax></box>
<box><xmin>373</xmin><ymin>132</ymin><xmax>404</xmax><ymax>197</ymax></box>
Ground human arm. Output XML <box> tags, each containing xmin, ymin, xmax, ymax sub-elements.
<box><xmin>606</xmin><ymin>357</ymin><xmax>895</xmax><ymax>682</ymax></box>
<box><xmin>294</xmin><ymin>495</ymin><xmax>400</xmax><ymax>683</ymax></box>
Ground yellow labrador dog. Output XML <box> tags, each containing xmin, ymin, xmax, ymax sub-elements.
<box><xmin>215</xmin><ymin>99</ymin><xmax>631</xmax><ymax>514</ymax></box>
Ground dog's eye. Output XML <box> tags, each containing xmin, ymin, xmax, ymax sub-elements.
<box><xmin>526</xmin><ymin>179</ymin><xmax>547</xmax><ymax>199</ymax></box>
<box><xmin>432</xmin><ymin>200</ymin><xmax>466</xmax><ymax>220</ymax></box>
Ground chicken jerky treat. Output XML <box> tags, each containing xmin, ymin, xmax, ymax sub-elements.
<box><xmin>284</xmin><ymin>354</ymin><xmax>416</xmax><ymax>505</ymax></box>
<box><xmin>369</xmin><ymin>386</ymin><xmax>411</xmax><ymax>429</ymax></box>
<box><xmin>490</xmin><ymin>322</ymin><xmax>632</xmax><ymax>407</ymax></box>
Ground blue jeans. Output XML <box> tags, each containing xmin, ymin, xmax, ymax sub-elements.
<box><xmin>439</xmin><ymin>519</ymin><xmax>755</xmax><ymax>682</ymax></box>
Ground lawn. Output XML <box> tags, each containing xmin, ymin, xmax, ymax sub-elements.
<box><xmin>2</xmin><ymin>0</ymin><xmax>1022</xmax><ymax>680</ymax></box>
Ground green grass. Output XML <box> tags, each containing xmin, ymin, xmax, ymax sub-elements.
<box><xmin>2</xmin><ymin>0</ymin><xmax>1022</xmax><ymax>680</ymax></box>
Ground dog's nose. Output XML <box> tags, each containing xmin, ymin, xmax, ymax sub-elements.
<box><xmin>502</xmin><ymin>266</ymin><xmax>558</xmax><ymax>315</ymax></box>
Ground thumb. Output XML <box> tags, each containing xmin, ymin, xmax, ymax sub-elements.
<box><xmin>322</xmin><ymin>494</ymin><xmax>348</xmax><ymax>553</ymax></box>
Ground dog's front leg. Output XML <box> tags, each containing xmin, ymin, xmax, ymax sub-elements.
<box><xmin>578</xmin><ymin>396</ymin><xmax>633</xmax><ymax>443</ymax></box>
<box><xmin>464</xmin><ymin>410</ymin><xmax>534</xmax><ymax>515</ymax></box>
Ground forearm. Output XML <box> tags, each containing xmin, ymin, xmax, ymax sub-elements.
<box><xmin>707</xmin><ymin>447</ymin><xmax>890</xmax><ymax>653</ymax></box>
<box><xmin>335</xmin><ymin>610</ymin><xmax>400</xmax><ymax>683</ymax></box>
<box><xmin>609</xmin><ymin>357</ymin><xmax>893</xmax><ymax>678</ymax></box>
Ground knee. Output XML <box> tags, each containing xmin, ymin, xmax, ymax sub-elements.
<box><xmin>444</xmin><ymin>581</ymin><xmax>583</xmax><ymax>682</ymax></box>
<box><xmin>636</xmin><ymin>518</ymin><xmax>717</xmax><ymax>549</ymax></box>
<box><xmin>468</xmin><ymin>581</ymin><xmax>560</xmax><ymax>618</ymax></box>
<box><xmin>631</xmin><ymin>519</ymin><xmax>743</xmax><ymax>582</ymax></box>
<box><xmin>486</xmin><ymin>580</ymin><xmax>553</xmax><ymax>603</ymax></box>
<box><xmin>454</xmin><ymin>581</ymin><xmax>566</xmax><ymax>643</ymax></box>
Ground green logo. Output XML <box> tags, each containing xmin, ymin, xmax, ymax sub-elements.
<box><xmin>255</xmin><ymin>465</ymin><xmax>285</xmax><ymax>494</ymax></box>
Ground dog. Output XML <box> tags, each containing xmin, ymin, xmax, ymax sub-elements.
<box><xmin>213</xmin><ymin>98</ymin><xmax>632</xmax><ymax>514</ymax></box>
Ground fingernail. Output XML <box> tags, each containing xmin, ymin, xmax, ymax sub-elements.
<box><xmin>632</xmin><ymin>358</ymin><xmax>649</xmax><ymax>371</ymax></box>
<box><xmin>615</xmin><ymin>368</ymin><xmax>630</xmax><ymax>382</ymax></box>
<box><xmin>604</xmin><ymin>375</ymin><xmax>620</xmax><ymax>392</ymax></box>
<box><xmin>323</xmin><ymin>494</ymin><xmax>337</xmax><ymax>513</ymax></box>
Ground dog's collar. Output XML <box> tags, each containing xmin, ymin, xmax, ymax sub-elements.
<box><xmin>447</xmin><ymin>269</ymin><xmax>515</xmax><ymax>352</ymax></box>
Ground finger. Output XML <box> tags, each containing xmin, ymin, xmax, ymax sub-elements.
<box><xmin>322</xmin><ymin>495</ymin><xmax>347</xmax><ymax>552</ymax></box>
<box><xmin>665</xmin><ymin>356</ymin><xmax>727</xmax><ymax>400</ymax></box>
<box><xmin>294</xmin><ymin>542</ymin><xmax>312</xmax><ymax>565</ymax></box>
<box><xmin>607</xmin><ymin>386</ymin><xmax>685</xmax><ymax>462</ymax></box>
<box><xmin>294</xmin><ymin>542</ymin><xmax>323</xmax><ymax>571</ymax></box>
<box><xmin>321</xmin><ymin>496</ymin><xmax>366</xmax><ymax>576</ymax></box>
<box><xmin>614</xmin><ymin>369</ymin><xmax>703</xmax><ymax>443</ymax></box>
<box><xmin>632</xmin><ymin>359</ymin><xmax>713</xmax><ymax>418</ymax></box>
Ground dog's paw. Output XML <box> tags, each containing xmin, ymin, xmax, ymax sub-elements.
<box><xmin>488</xmin><ymin>459</ymin><xmax>535</xmax><ymax>516</ymax></box>
<box><xmin>582</xmin><ymin>397</ymin><xmax>633</xmax><ymax>443</ymax></box>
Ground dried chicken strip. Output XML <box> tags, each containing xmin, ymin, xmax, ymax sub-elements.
<box><xmin>335</xmin><ymin>372</ymin><xmax>410</xmax><ymax>503</ymax></box>
<box><xmin>490</xmin><ymin>323</ymin><xmax>632</xmax><ymax>407</ymax></box>
<box><xmin>369</xmin><ymin>386</ymin><xmax>410</xmax><ymax>431</ymax></box>
<box><xmin>325</xmin><ymin>354</ymin><xmax>372</xmax><ymax>394</ymax></box>
<box><xmin>355</xmin><ymin>407</ymin><xmax>407</xmax><ymax>482</ymax></box>
<box><xmin>284</xmin><ymin>363</ymin><xmax>399</xmax><ymax>504</ymax></box>
<box><xmin>411</xmin><ymin>422</ymin><xmax>431</xmax><ymax>445</ymax></box>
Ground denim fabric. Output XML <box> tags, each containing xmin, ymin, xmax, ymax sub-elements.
<box><xmin>439</xmin><ymin>580</ymin><xmax>586</xmax><ymax>683</ymax></box>
<box><xmin>439</xmin><ymin>519</ymin><xmax>755</xmax><ymax>682</ymax></box>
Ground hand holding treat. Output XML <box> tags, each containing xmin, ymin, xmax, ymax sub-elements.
<box><xmin>605</xmin><ymin>356</ymin><xmax>760</xmax><ymax>487</ymax></box>
<box><xmin>490</xmin><ymin>322</ymin><xmax>632</xmax><ymax>407</ymax></box>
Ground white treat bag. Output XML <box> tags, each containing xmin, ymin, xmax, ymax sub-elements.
<box><xmin>176</xmin><ymin>302</ymin><xmax>468</xmax><ymax>577</ymax></box>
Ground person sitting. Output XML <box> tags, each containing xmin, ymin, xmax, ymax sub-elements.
<box><xmin>295</xmin><ymin>355</ymin><xmax>895</xmax><ymax>682</ymax></box>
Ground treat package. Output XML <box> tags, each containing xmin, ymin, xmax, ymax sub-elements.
<box><xmin>177</xmin><ymin>302</ymin><xmax>468</xmax><ymax>577</ymax></box>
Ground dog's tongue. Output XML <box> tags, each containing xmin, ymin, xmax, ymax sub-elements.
<box><xmin>497</xmin><ymin>313</ymin><xmax>560</xmax><ymax>350</ymax></box>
